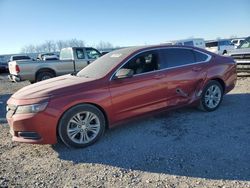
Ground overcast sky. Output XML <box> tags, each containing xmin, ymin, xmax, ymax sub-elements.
<box><xmin>0</xmin><ymin>0</ymin><xmax>249</xmax><ymax>54</ymax></box>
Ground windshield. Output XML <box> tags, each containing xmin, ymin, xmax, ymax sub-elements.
<box><xmin>238</xmin><ymin>37</ymin><xmax>250</xmax><ymax>49</ymax></box>
<box><xmin>77</xmin><ymin>48</ymin><xmax>137</xmax><ymax>78</ymax></box>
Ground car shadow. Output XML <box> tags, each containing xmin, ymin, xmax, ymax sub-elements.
<box><xmin>0</xmin><ymin>94</ymin><xmax>11</xmax><ymax>124</ymax></box>
<box><xmin>54</xmin><ymin>93</ymin><xmax>249</xmax><ymax>180</ymax></box>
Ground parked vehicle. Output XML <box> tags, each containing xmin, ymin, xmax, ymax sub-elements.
<box><xmin>0</xmin><ymin>56</ymin><xmax>8</xmax><ymax>72</ymax></box>
<box><xmin>8</xmin><ymin>47</ymin><xmax>101</xmax><ymax>83</ymax></box>
<box><xmin>174</xmin><ymin>38</ymin><xmax>206</xmax><ymax>49</ymax></box>
<box><xmin>6</xmin><ymin>45</ymin><xmax>237</xmax><ymax>148</ymax></box>
<box><xmin>229</xmin><ymin>36</ymin><xmax>250</xmax><ymax>72</ymax></box>
<box><xmin>9</xmin><ymin>55</ymin><xmax>32</xmax><ymax>62</ymax></box>
<box><xmin>205</xmin><ymin>39</ymin><xmax>235</xmax><ymax>55</ymax></box>
<box><xmin>231</xmin><ymin>38</ymin><xmax>245</xmax><ymax>48</ymax></box>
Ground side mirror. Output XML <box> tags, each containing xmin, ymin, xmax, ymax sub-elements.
<box><xmin>114</xmin><ymin>68</ymin><xmax>134</xmax><ymax>79</ymax></box>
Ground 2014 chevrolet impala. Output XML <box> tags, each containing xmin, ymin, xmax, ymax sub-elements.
<box><xmin>6</xmin><ymin>45</ymin><xmax>237</xmax><ymax>148</ymax></box>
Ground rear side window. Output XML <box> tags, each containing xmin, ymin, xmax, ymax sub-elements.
<box><xmin>160</xmin><ymin>48</ymin><xmax>195</xmax><ymax>69</ymax></box>
<box><xmin>194</xmin><ymin>51</ymin><xmax>208</xmax><ymax>62</ymax></box>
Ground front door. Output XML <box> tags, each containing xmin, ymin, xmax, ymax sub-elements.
<box><xmin>109</xmin><ymin>50</ymin><xmax>167</xmax><ymax>123</ymax></box>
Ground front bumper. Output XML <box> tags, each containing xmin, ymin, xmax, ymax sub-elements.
<box><xmin>8</xmin><ymin>74</ymin><xmax>21</xmax><ymax>82</ymax></box>
<box><xmin>6</xmin><ymin>108</ymin><xmax>58</xmax><ymax>144</ymax></box>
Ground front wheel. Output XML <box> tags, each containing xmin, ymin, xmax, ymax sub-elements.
<box><xmin>58</xmin><ymin>104</ymin><xmax>106</xmax><ymax>148</ymax></box>
<box><xmin>199</xmin><ymin>81</ymin><xmax>223</xmax><ymax>112</ymax></box>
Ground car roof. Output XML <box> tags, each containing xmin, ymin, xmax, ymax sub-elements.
<box><xmin>111</xmin><ymin>45</ymin><xmax>208</xmax><ymax>57</ymax></box>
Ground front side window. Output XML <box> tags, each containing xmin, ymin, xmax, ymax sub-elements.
<box><xmin>238</xmin><ymin>38</ymin><xmax>250</xmax><ymax>49</ymax></box>
<box><xmin>160</xmin><ymin>48</ymin><xmax>195</xmax><ymax>69</ymax></box>
<box><xmin>122</xmin><ymin>51</ymin><xmax>159</xmax><ymax>75</ymax></box>
<box><xmin>86</xmin><ymin>48</ymin><xmax>101</xmax><ymax>59</ymax></box>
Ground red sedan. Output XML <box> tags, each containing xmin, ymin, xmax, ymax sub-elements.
<box><xmin>6</xmin><ymin>45</ymin><xmax>237</xmax><ymax>148</ymax></box>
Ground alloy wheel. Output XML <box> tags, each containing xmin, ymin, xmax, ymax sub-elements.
<box><xmin>67</xmin><ymin>111</ymin><xmax>101</xmax><ymax>144</ymax></box>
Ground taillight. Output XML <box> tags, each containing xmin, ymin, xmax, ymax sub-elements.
<box><xmin>15</xmin><ymin>65</ymin><xmax>20</xmax><ymax>73</ymax></box>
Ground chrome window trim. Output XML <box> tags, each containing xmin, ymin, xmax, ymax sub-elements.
<box><xmin>110</xmin><ymin>47</ymin><xmax>212</xmax><ymax>81</ymax></box>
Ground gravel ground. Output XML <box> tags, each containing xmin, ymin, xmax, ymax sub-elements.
<box><xmin>0</xmin><ymin>73</ymin><xmax>250</xmax><ymax>188</ymax></box>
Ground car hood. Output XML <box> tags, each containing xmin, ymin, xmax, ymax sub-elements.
<box><xmin>11</xmin><ymin>74</ymin><xmax>96</xmax><ymax>100</ymax></box>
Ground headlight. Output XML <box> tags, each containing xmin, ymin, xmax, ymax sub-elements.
<box><xmin>15</xmin><ymin>102</ymin><xmax>48</xmax><ymax>114</ymax></box>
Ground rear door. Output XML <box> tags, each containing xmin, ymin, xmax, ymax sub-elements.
<box><xmin>159</xmin><ymin>48</ymin><xmax>210</xmax><ymax>107</ymax></box>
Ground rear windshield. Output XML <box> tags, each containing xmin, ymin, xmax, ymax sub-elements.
<box><xmin>77</xmin><ymin>48</ymin><xmax>135</xmax><ymax>78</ymax></box>
<box><xmin>206</xmin><ymin>42</ymin><xmax>218</xmax><ymax>47</ymax></box>
<box><xmin>13</xmin><ymin>56</ymin><xmax>31</xmax><ymax>60</ymax></box>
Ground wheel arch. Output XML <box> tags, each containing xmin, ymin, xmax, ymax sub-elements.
<box><xmin>35</xmin><ymin>68</ymin><xmax>56</xmax><ymax>79</ymax></box>
<box><xmin>85</xmin><ymin>102</ymin><xmax>109</xmax><ymax>129</ymax></box>
<box><xmin>210</xmin><ymin>77</ymin><xmax>225</xmax><ymax>93</ymax></box>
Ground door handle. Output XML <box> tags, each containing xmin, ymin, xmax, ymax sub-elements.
<box><xmin>154</xmin><ymin>74</ymin><xmax>165</xmax><ymax>79</ymax></box>
<box><xmin>192</xmin><ymin>67</ymin><xmax>202</xmax><ymax>72</ymax></box>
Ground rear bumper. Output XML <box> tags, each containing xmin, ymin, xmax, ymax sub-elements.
<box><xmin>8</xmin><ymin>74</ymin><xmax>21</xmax><ymax>82</ymax></box>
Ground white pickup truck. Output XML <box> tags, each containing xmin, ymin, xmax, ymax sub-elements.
<box><xmin>8</xmin><ymin>47</ymin><xmax>101</xmax><ymax>83</ymax></box>
<box><xmin>229</xmin><ymin>36</ymin><xmax>250</xmax><ymax>73</ymax></box>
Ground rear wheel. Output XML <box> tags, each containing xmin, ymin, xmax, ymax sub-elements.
<box><xmin>58</xmin><ymin>104</ymin><xmax>106</xmax><ymax>148</ymax></box>
<box><xmin>36</xmin><ymin>71</ymin><xmax>54</xmax><ymax>82</ymax></box>
<box><xmin>199</xmin><ymin>81</ymin><xmax>223</xmax><ymax>112</ymax></box>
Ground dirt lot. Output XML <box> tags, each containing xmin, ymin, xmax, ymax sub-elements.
<box><xmin>0</xmin><ymin>74</ymin><xmax>250</xmax><ymax>188</ymax></box>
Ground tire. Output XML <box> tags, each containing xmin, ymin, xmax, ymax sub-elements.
<box><xmin>199</xmin><ymin>80</ymin><xmax>223</xmax><ymax>112</ymax></box>
<box><xmin>36</xmin><ymin>71</ymin><xmax>54</xmax><ymax>82</ymax></box>
<box><xmin>223</xmin><ymin>50</ymin><xmax>227</xmax><ymax>55</ymax></box>
<box><xmin>58</xmin><ymin>104</ymin><xmax>106</xmax><ymax>148</ymax></box>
